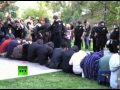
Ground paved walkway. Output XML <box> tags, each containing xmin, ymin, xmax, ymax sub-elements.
<box><xmin>0</xmin><ymin>58</ymin><xmax>61</xmax><ymax>80</ymax></box>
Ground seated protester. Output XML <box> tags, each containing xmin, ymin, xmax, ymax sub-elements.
<box><xmin>47</xmin><ymin>42</ymin><xmax>68</xmax><ymax>69</ymax></box>
<box><xmin>60</xmin><ymin>45</ymin><xmax>79</xmax><ymax>73</ymax></box>
<box><xmin>106</xmin><ymin>39</ymin><xmax>119</xmax><ymax>53</ymax></box>
<box><xmin>27</xmin><ymin>39</ymin><xmax>43</xmax><ymax>62</ymax></box>
<box><xmin>80</xmin><ymin>50</ymin><xmax>104</xmax><ymax>80</ymax></box>
<box><xmin>0</xmin><ymin>35</ymin><xmax>15</xmax><ymax>55</ymax></box>
<box><xmin>97</xmin><ymin>51</ymin><xmax>113</xmax><ymax>85</ymax></box>
<box><xmin>22</xmin><ymin>38</ymin><xmax>32</xmax><ymax>60</ymax></box>
<box><xmin>6</xmin><ymin>38</ymin><xmax>22</xmax><ymax>58</ymax></box>
<box><xmin>109</xmin><ymin>53</ymin><xmax>120</xmax><ymax>89</ymax></box>
<box><xmin>11</xmin><ymin>39</ymin><xmax>32</xmax><ymax>60</ymax></box>
<box><xmin>11</xmin><ymin>42</ymin><xmax>23</xmax><ymax>60</ymax></box>
<box><xmin>97</xmin><ymin>39</ymin><xmax>119</xmax><ymax>85</ymax></box>
<box><xmin>34</xmin><ymin>42</ymin><xmax>54</xmax><ymax>65</ymax></box>
<box><xmin>69</xmin><ymin>50</ymin><xmax>87</xmax><ymax>77</ymax></box>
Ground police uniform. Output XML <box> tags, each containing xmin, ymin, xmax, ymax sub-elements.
<box><xmin>74</xmin><ymin>24</ymin><xmax>84</xmax><ymax>50</ymax></box>
<box><xmin>96</xmin><ymin>24</ymin><xmax>108</xmax><ymax>51</ymax></box>
<box><xmin>110</xmin><ymin>27</ymin><xmax>119</xmax><ymax>44</ymax></box>
<box><xmin>90</xmin><ymin>25</ymin><xmax>99</xmax><ymax>52</ymax></box>
<box><xmin>50</xmin><ymin>20</ymin><xmax>66</xmax><ymax>48</ymax></box>
<box><xmin>109</xmin><ymin>26</ymin><xmax>119</xmax><ymax>53</ymax></box>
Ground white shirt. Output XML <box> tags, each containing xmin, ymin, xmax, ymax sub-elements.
<box><xmin>69</xmin><ymin>50</ymin><xmax>87</xmax><ymax>77</ymax></box>
<box><xmin>109</xmin><ymin>53</ymin><xmax>120</xmax><ymax>89</ymax></box>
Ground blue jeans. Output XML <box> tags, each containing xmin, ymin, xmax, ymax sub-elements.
<box><xmin>84</xmin><ymin>36</ymin><xmax>89</xmax><ymax>50</ymax></box>
<box><xmin>66</xmin><ymin>39</ymin><xmax>71</xmax><ymax>48</ymax></box>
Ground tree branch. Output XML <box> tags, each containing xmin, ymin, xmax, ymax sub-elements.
<box><xmin>98</xmin><ymin>1</ymin><xmax>117</xmax><ymax>15</ymax></box>
<box><xmin>0</xmin><ymin>1</ymin><xmax>15</xmax><ymax>9</ymax></box>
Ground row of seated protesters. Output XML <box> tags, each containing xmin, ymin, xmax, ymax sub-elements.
<box><xmin>0</xmin><ymin>35</ymin><xmax>119</xmax><ymax>89</ymax></box>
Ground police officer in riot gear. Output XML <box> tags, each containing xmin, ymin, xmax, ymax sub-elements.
<box><xmin>74</xmin><ymin>21</ymin><xmax>85</xmax><ymax>50</ymax></box>
<box><xmin>49</xmin><ymin>15</ymin><xmax>66</xmax><ymax>48</ymax></box>
<box><xmin>90</xmin><ymin>23</ymin><xmax>99</xmax><ymax>52</ymax></box>
<box><xmin>110</xmin><ymin>23</ymin><xmax>119</xmax><ymax>44</ymax></box>
<box><xmin>109</xmin><ymin>23</ymin><xmax>119</xmax><ymax>53</ymax></box>
<box><xmin>96</xmin><ymin>21</ymin><xmax>108</xmax><ymax>51</ymax></box>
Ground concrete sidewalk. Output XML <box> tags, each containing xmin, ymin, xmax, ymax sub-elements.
<box><xmin>0</xmin><ymin>58</ymin><xmax>61</xmax><ymax>80</ymax></box>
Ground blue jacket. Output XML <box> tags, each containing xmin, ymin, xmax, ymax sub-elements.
<box><xmin>80</xmin><ymin>50</ymin><xmax>104</xmax><ymax>80</ymax></box>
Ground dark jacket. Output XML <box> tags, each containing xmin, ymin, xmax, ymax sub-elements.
<box><xmin>110</xmin><ymin>27</ymin><xmax>119</xmax><ymax>45</ymax></box>
<box><xmin>34</xmin><ymin>44</ymin><xmax>53</xmax><ymax>65</ymax></box>
<box><xmin>60</xmin><ymin>49</ymin><xmax>75</xmax><ymax>73</ymax></box>
<box><xmin>22</xmin><ymin>43</ymin><xmax>30</xmax><ymax>60</ymax></box>
<box><xmin>74</xmin><ymin>25</ymin><xmax>84</xmax><ymax>40</ymax></box>
<box><xmin>60</xmin><ymin>46</ymin><xmax>78</xmax><ymax>73</ymax></box>
<box><xmin>47</xmin><ymin>48</ymin><xmax>65</xmax><ymax>69</ymax></box>
<box><xmin>97</xmin><ymin>25</ymin><xmax>108</xmax><ymax>40</ymax></box>
<box><xmin>27</xmin><ymin>39</ymin><xmax>43</xmax><ymax>62</ymax></box>
<box><xmin>27</xmin><ymin>42</ymin><xmax>41</xmax><ymax>62</ymax></box>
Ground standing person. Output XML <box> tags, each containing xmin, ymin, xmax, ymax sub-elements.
<box><xmin>48</xmin><ymin>15</ymin><xmax>66</xmax><ymax>48</ymax></box>
<box><xmin>109</xmin><ymin>23</ymin><xmax>119</xmax><ymax>52</ymax></box>
<box><xmin>20</xmin><ymin>19</ymin><xmax>29</xmax><ymax>39</ymax></box>
<box><xmin>96</xmin><ymin>21</ymin><xmax>108</xmax><ymax>51</ymax></box>
<box><xmin>64</xmin><ymin>24</ymin><xmax>73</xmax><ymax>48</ymax></box>
<box><xmin>83</xmin><ymin>20</ymin><xmax>91</xmax><ymax>51</ymax></box>
<box><xmin>74</xmin><ymin>21</ymin><xmax>85</xmax><ymax>50</ymax></box>
<box><xmin>90</xmin><ymin>23</ymin><xmax>99</xmax><ymax>52</ymax></box>
<box><xmin>2</xmin><ymin>17</ymin><xmax>14</xmax><ymax>38</ymax></box>
<box><xmin>14</xmin><ymin>20</ymin><xmax>24</xmax><ymax>39</ymax></box>
<box><xmin>25</xmin><ymin>22</ymin><xmax>33</xmax><ymax>41</ymax></box>
<box><xmin>37</xmin><ymin>18</ymin><xmax>51</xmax><ymax>43</ymax></box>
<box><xmin>44</xmin><ymin>18</ymin><xmax>51</xmax><ymax>43</ymax></box>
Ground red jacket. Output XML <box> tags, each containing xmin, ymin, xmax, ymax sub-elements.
<box><xmin>0</xmin><ymin>38</ymin><xmax>12</xmax><ymax>54</ymax></box>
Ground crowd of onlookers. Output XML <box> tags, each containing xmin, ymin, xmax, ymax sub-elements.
<box><xmin>0</xmin><ymin>15</ymin><xmax>119</xmax><ymax>89</ymax></box>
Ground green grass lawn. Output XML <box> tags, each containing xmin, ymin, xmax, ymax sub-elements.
<box><xmin>0</xmin><ymin>72</ymin><xmax>110</xmax><ymax>89</ymax></box>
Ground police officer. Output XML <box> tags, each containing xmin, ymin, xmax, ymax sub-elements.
<box><xmin>109</xmin><ymin>23</ymin><xmax>119</xmax><ymax>53</ymax></box>
<box><xmin>90</xmin><ymin>23</ymin><xmax>99</xmax><ymax>52</ymax></box>
<box><xmin>48</xmin><ymin>15</ymin><xmax>66</xmax><ymax>48</ymax></box>
<box><xmin>74</xmin><ymin>21</ymin><xmax>85</xmax><ymax>50</ymax></box>
<box><xmin>110</xmin><ymin>23</ymin><xmax>119</xmax><ymax>44</ymax></box>
<box><xmin>96</xmin><ymin>21</ymin><xmax>108</xmax><ymax>51</ymax></box>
